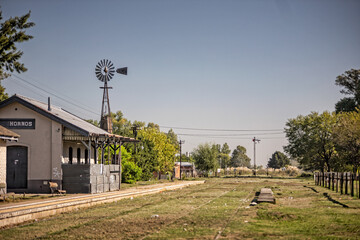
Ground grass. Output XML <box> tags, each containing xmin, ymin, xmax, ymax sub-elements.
<box><xmin>1</xmin><ymin>177</ymin><xmax>360</xmax><ymax>239</ymax></box>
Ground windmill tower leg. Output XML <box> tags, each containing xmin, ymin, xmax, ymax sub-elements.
<box><xmin>100</xmin><ymin>80</ymin><xmax>112</xmax><ymax>133</ymax></box>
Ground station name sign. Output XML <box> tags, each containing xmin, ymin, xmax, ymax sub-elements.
<box><xmin>0</xmin><ymin>118</ymin><xmax>35</xmax><ymax>129</ymax></box>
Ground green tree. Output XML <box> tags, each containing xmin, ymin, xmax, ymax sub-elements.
<box><xmin>267</xmin><ymin>151</ymin><xmax>290</xmax><ymax>169</ymax></box>
<box><xmin>192</xmin><ymin>143</ymin><xmax>219</xmax><ymax>176</ymax></box>
<box><xmin>86</xmin><ymin>119</ymin><xmax>100</xmax><ymax>127</ymax></box>
<box><xmin>219</xmin><ymin>142</ymin><xmax>231</xmax><ymax>168</ymax></box>
<box><xmin>335</xmin><ymin>69</ymin><xmax>360</xmax><ymax>113</ymax></box>
<box><xmin>135</xmin><ymin>127</ymin><xmax>177</xmax><ymax>180</ymax></box>
<box><xmin>111</xmin><ymin>111</ymin><xmax>134</xmax><ymax>137</ymax></box>
<box><xmin>284</xmin><ymin>111</ymin><xmax>337</xmax><ymax>172</ymax></box>
<box><xmin>229</xmin><ymin>145</ymin><xmax>251</xmax><ymax>168</ymax></box>
<box><xmin>0</xmin><ymin>11</ymin><xmax>35</xmax><ymax>99</ymax></box>
<box><xmin>333</xmin><ymin>110</ymin><xmax>360</xmax><ymax>172</ymax></box>
<box><xmin>166</xmin><ymin>129</ymin><xmax>179</xmax><ymax>150</ymax></box>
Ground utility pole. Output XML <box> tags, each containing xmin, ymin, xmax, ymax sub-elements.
<box><xmin>179</xmin><ymin>140</ymin><xmax>185</xmax><ymax>179</ymax></box>
<box><xmin>252</xmin><ymin>137</ymin><xmax>260</xmax><ymax>176</ymax></box>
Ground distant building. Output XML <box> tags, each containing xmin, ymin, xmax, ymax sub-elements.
<box><xmin>0</xmin><ymin>125</ymin><xmax>19</xmax><ymax>193</ymax></box>
<box><xmin>174</xmin><ymin>161</ymin><xmax>196</xmax><ymax>178</ymax></box>
<box><xmin>0</xmin><ymin>94</ymin><xmax>137</xmax><ymax>193</ymax></box>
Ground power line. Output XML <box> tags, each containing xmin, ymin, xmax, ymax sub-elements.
<box><xmin>176</xmin><ymin>132</ymin><xmax>284</xmax><ymax>137</ymax></box>
<box><xmin>160</xmin><ymin>125</ymin><xmax>283</xmax><ymax>132</ymax></box>
<box><xmin>10</xmin><ymin>73</ymin><xmax>101</xmax><ymax>117</ymax></box>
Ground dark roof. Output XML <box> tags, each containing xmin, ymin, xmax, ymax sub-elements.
<box><xmin>0</xmin><ymin>125</ymin><xmax>19</xmax><ymax>140</ymax></box>
<box><xmin>0</xmin><ymin>94</ymin><xmax>137</xmax><ymax>142</ymax></box>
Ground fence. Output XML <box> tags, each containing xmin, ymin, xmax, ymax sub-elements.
<box><xmin>314</xmin><ymin>172</ymin><xmax>360</xmax><ymax>198</ymax></box>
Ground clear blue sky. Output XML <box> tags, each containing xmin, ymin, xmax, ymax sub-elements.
<box><xmin>2</xmin><ymin>0</ymin><xmax>360</xmax><ymax>166</ymax></box>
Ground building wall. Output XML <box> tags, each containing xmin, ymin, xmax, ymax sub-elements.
<box><xmin>63</xmin><ymin>141</ymin><xmax>95</xmax><ymax>164</ymax></box>
<box><xmin>0</xmin><ymin>102</ymin><xmax>63</xmax><ymax>192</ymax></box>
<box><xmin>0</xmin><ymin>139</ymin><xmax>6</xmax><ymax>187</ymax></box>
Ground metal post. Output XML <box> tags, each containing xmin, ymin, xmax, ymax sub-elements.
<box><xmin>252</xmin><ymin>137</ymin><xmax>260</xmax><ymax>176</ymax></box>
<box><xmin>179</xmin><ymin>140</ymin><xmax>185</xmax><ymax>179</ymax></box>
<box><xmin>118</xmin><ymin>141</ymin><xmax>122</xmax><ymax>190</ymax></box>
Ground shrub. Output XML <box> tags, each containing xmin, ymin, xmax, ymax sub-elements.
<box><xmin>122</xmin><ymin>160</ymin><xmax>142</xmax><ymax>184</ymax></box>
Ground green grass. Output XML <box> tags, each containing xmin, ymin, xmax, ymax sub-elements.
<box><xmin>1</xmin><ymin>177</ymin><xmax>359</xmax><ymax>239</ymax></box>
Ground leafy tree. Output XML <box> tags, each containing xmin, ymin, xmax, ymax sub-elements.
<box><xmin>135</xmin><ymin>127</ymin><xmax>177</xmax><ymax>180</ymax></box>
<box><xmin>0</xmin><ymin>11</ymin><xmax>35</xmax><ymax>99</ymax></box>
<box><xmin>229</xmin><ymin>145</ymin><xmax>251</xmax><ymax>168</ymax></box>
<box><xmin>267</xmin><ymin>151</ymin><xmax>290</xmax><ymax>169</ymax></box>
<box><xmin>335</xmin><ymin>69</ymin><xmax>360</xmax><ymax>112</ymax></box>
<box><xmin>86</xmin><ymin>119</ymin><xmax>100</xmax><ymax>127</ymax></box>
<box><xmin>333</xmin><ymin>110</ymin><xmax>360</xmax><ymax>172</ymax></box>
<box><xmin>166</xmin><ymin>129</ymin><xmax>179</xmax><ymax>150</ymax></box>
<box><xmin>111</xmin><ymin>111</ymin><xmax>134</xmax><ymax>137</ymax></box>
<box><xmin>284</xmin><ymin>111</ymin><xmax>337</xmax><ymax>172</ymax></box>
<box><xmin>219</xmin><ymin>143</ymin><xmax>231</xmax><ymax>168</ymax></box>
<box><xmin>192</xmin><ymin>143</ymin><xmax>219</xmax><ymax>176</ymax></box>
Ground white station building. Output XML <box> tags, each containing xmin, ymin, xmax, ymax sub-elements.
<box><xmin>0</xmin><ymin>94</ymin><xmax>137</xmax><ymax>193</ymax></box>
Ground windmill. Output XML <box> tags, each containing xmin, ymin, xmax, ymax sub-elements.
<box><xmin>95</xmin><ymin>59</ymin><xmax>127</xmax><ymax>133</ymax></box>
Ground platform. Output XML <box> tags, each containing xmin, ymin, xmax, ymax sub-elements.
<box><xmin>0</xmin><ymin>181</ymin><xmax>204</xmax><ymax>228</ymax></box>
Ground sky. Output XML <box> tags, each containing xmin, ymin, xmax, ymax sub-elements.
<box><xmin>1</xmin><ymin>0</ymin><xmax>360</xmax><ymax>167</ymax></box>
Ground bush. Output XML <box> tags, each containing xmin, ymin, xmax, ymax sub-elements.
<box><xmin>299</xmin><ymin>172</ymin><xmax>313</xmax><ymax>178</ymax></box>
<box><xmin>122</xmin><ymin>160</ymin><xmax>142</xmax><ymax>184</ymax></box>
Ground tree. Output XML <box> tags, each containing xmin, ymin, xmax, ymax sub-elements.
<box><xmin>335</xmin><ymin>69</ymin><xmax>360</xmax><ymax>113</ymax></box>
<box><xmin>219</xmin><ymin>143</ymin><xmax>231</xmax><ymax>168</ymax></box>
<box><xmin>0</xmin><ymin>11</ymin><xmax>35</xmax><ymax>99</ymax></box>
<box><xmin>229</xmin><ymin>145</ymin><xmax>251</xmax><ymax>168</ymax></box>
<box><xmin>333</xmin><ymin>110</ymin><xmax>360</xmax><ymax>172</ymax></box>
<box><xmin>111</xmin><ymin>111</ymin><xmax>134</xmax><ymax>137</ymax></box>
<box><xmin>192</xmin><ymin>143</ymin><xmax>219</xmax><ymax>176</ymax></box>
<box><xmin>166</xmin><ymin>129</ymin><xmax>179</xmax><ymax>150</ymax></box>
<box><xmin>284</xmin><ymin>111</ymin><xmax>337</xmax><ymax>172</ymax></box>
<box><xmin>135</xmin><ymin>127</ymin><xmax>177</xmax><ymax>180</ymax></box>
<box><xmin>267</xmin><ymin>151</ymin><xmax>290</xmax><ymax>169</ymax></box>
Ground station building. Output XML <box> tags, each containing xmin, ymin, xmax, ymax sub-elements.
<box><xmin>0</xmin><ymin>94</ymin><xmax>137</xmax><ymax>194</ymax></box>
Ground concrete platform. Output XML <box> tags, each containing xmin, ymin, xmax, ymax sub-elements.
<box><xmin>0</xmin><ymin>181</ymin><xmax>204</xmax><ymax>228</ymax></box>
<box><xmin>257</xmin><ymin>188</ymin><xmax>276</xmax><ymax>204</ymax></box>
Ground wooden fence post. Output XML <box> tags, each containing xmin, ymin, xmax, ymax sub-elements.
<box><xmin>332</xmin><ymin>172</ymin><xmax>335</xmax><ymax>191</ymax></box>
<box><xmin>336</xmin><ymin>172</ymin><xmax>339</xmax><ymax>193</ymax></box>
<box><xmin>351</xmin><ymin>173</ymin><xmax>354</xmax><ymax>197</ymax></box>
<box><xmin>340</xmin><ymin>172</ymin><xmax>343</xmax><ymax>194</ymax></box>
<box><xmin>358</xmin><ymin>173</ymin><xmax>360</xmax><ymax>199</ymax></box>
<box><xmin>345</xmin><ymin>172</ymin><xmax>348</xmax><ymax>195</ymax></box>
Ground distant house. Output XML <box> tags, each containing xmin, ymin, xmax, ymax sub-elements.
<box><xmin>0</xmin><ymin>94</ymin><xmax>137</xmax><ymax>193</ymax></box>
<box><xmin>0</xmin><ymin>125</ymin><xmax>19</xmax><ymax>193</ymax></box>
<box><xmin>174</xmin><ymin>162</ymin><xmax>196</xmax><ymax>178</ymax></box>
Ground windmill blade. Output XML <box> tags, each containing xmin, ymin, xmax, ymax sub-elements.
<box><xmin>96</xmin><ymin>73</ymin><xmax>103</xmax><ymax>80</ymax></box>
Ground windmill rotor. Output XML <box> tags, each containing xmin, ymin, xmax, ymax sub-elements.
<box><xmin>95</xmin><ymin>59</ymin><xmax>115</xmax><ymax>82</ymax></box>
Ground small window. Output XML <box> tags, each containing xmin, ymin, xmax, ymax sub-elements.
<box><xmin>85</xmin><ymin>149</ymin><xmax>89</xmax><ymax>164</ymax></box>
<box><xmin>77</xmin><ymin>148</ymin><xmax>81</xmax><ymax>164</ymax></box>
<box><xmin>69</xmin><ymin>147</ymin><xmax>73</xmax><ymax>164</ymax></box>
